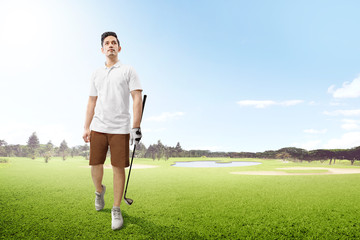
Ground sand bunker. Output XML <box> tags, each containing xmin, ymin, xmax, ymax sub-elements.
<box><xmin>231</xmin><ymin>167</ymin><xmax>360</xmax><ymax>175</ymax></box>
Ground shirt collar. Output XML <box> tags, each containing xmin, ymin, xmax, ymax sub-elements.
<box><xmin>104</xmin><ymin>60</ymin><xmax>122</xmax><ymax>69</ymax></box>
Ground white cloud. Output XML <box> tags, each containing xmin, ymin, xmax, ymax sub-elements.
<box><xmin>281</xmin><ymin>100</ymin><xmax>304</xmax><ymax>106</ymax></box>
<box><xmin>237</xmin><ymin>100</ymin><xmax>303</xmax><ymax>108</ymax></box>
<box><xmin>341</xmin><ymin>119</ymin><xmax>360</xmax><ymax>130</ymax></box>
<box><xmin>304</xmin><ymin>129</ymin><xmax>328</xmax><ymax>134</ymax></box>
<box><xmin>323</xmin><ymin>132</ymin><xmax>360</xmax><ymax>149</ymax></box>
<box><xmin>328</xmin><ymin>76</ymin><xmax>360</xmax><ymax>98</ymax></box>
<box><xmin>323</xmin><ymin>109</ymin><xmax>360</xmax><ymax>116</ymax></box>
<box><xmin>146</xmin><ymin>112</ymin><xmax>185</xmax><ymax>122</ymax></box>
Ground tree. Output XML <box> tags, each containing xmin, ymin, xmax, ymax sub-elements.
<box><xmin>175</xmin><ymin>142</ymin><xmax>183</xmax><ymax>157</ymax></box>
<box><xmin>145</xmin><ymin>144</ymin><xmax>156</xmax><ymax>160</ymax></box>
<box><xmin>44</xmin><ymin>141</ymin><xmax>54</xmax><ymax>163</ymax></box>
<box><xmin>0</xmin><ymin>140</ymin><xmax>7</xmax><ymax>147</ymax></box>
<box><xmin>156</xmin><ymin>140</ymin><xmax>165</xmax><ymax>160</ymax></box>
<box><xmin>27</xmin><ymin>132</ymin><xmax>40</xmax><ymax>159</ymax></box>
<box><xmin>276</xmin><ymin>152</ymin><xmax>291</xmax><ymax>161</ymax></box>
<box><xmin>258</xmin><ymin>150</ymin><xmax>277</xmax><ymax>159</ymax></box>
<box><xmin>10</xmin><ymin>144</ymin><xmax>28</xmax><ymax>157</ymax></box>
<box><xmin>0</xmin><ymin>140</ymin><xmax>7</xmax><ymax>156</ymax></box>
<box><xmin>70</xmin><ymin>147</ymin><xmax>76</xmax><ymax>158</ymax></box>
<box><xmin>135</xmin><ymin>142</ymin><xmax>147</xmax><ymax>158</ymax></box>
<box><xmin>347</xmin><ymin>147</ymin><xmax>360</xmax><ymax>165</ymax></box>
<box><xmin>277</xmin><ymin>147</ymin><xmax>308</xmax><ymax>161</ymax></box>
<box><xmin>80</xmin><ymin>144</ymin><xmax>90</xmax><ymax>160</ymax></box>
<box><xmin>0</xmin><ymin>146</ymin><xmax>5</xmax><ymax>157</ymax></box>
<box><xmin>164</xmin><ymin>148</ymin><xmax>170</xmax><ymax>160</ymax></box>
<box><xmin>308</xmin><ymin>149</ymin><xmax>334</xmax><ymax>163</ymax></box>
<box><xmin>168</xmin><ymin>147</ymin><xmax>176</xmax><ymax>158</ymax></box>
<box><xmin>59</xmin><ymin>140</ymin><xmax>69</xmax><ymax>160</ymax></box>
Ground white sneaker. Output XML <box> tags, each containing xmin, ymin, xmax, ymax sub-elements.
<box><xmin>111</xmin><ymin>207</ymin><xmax>123</xmax><ymax>230</ymax></box>
<box><xmin>95</xmin><ymin>185</ymin><xmax>106</xmax><ymax>211</ymax></box>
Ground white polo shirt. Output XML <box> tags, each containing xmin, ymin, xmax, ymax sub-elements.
<box><xmin>89</xmin><ymin>61</ymin><xmax>142</xmax><ymax>134</ymax></box>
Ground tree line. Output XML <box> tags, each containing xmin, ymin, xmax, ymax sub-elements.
<box><xmin>0</xmin><ymin>132</ymin><xmax>89</xmax><ymax>162</ymax></box>
<box><xmin>127</xmin><ymin>141</ymin><xmax>360</xmax><ymax>165</ymax></box>
<box><xmin>1</xmin><ymin>132</ymin><xmax>360</xmax><ymax>165</ymax></box>
<box><xmin>228</xmin><ymin>147</ymin><xmax>360</xmax><ymax>165</ymax></box>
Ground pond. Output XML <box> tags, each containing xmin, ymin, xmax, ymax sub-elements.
<box><xmin>172</xmin><ymin>161</ymin><xmax>262</xmax><ymax>168</ymax></box>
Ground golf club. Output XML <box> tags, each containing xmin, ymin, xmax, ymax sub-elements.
<box><xmin>124</xmin><ymin>94</ymin><xmax>147</xmax><ymax>205</ymax></box>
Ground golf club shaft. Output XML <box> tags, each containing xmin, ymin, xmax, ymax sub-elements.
<box><xmin>124</xmin><ymin>94</ymin><xmax>147</xmax><ymax>201</ymax></box>
<box><xmin>124</xmin><ymin>144</ymin><xmax>136</xmax><ymax>198</ymax></box>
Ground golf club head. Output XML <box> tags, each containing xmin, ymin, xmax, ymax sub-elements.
<box><xmin>124</xmin><ymin>197</ymin><xmax>133</xmax><ymax>205</ymax></box>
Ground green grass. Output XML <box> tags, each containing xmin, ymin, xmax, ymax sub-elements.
<box><xmin>1</xmin><ymin>157</ymin><xmax>360</xmax><ymax>239</ymax></box>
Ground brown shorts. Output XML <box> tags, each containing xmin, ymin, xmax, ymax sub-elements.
<box><xmin>89</xmin><ymin>130</ymin><xmax>130</xmax><ymax>168</ymax></box>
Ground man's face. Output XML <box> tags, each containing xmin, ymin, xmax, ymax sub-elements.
<box><xmin>101</xmin><ymin>36</ymin><xmax>121</xmax><ymax>57</ymax></box>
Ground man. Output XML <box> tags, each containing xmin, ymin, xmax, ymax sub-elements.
<box><xmin>82</xmin><ymin>32</ymin><xmax>143</xmax><ymax>230</ymax></box>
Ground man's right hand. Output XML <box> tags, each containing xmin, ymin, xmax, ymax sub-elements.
<box><xmin>83</xmin><ymin>129</ymin><xmax>91</xmax><ymax>143</ymax></box>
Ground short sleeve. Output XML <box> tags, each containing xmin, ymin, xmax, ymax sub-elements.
<box><xmin>89</xmin><ymin>72</ymin><xmax>98</xmax><ymax>96</ymax></box>
<box><xmin>128</xmin><ymin>66</ymin><xmax>142</xmax><ymax>92</ymax></box>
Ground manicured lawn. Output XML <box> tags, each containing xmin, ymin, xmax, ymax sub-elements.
<box><xmin>1</xmin><ymin>157</ymin><xmax>360</xmax><ymax>239</ymax></box>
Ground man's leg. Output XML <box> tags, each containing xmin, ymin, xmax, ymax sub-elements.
<box><xmin>112</xmin><ymin>166</ymin><xmax>125</xmax><ymax>207</ymax></box>
<box><xmin>91</xmin><ymin>164</ymin><xmax>104</xmax><ymax>193</ymax></box>
<box><xmin>92</xmin><ymin>164</ymin><xmax>107</xmax><ymax>211</ymax></box>
<box><xmin>108</xmin><ymin>133</ymin><xmax>129</xmax><ymax>230</ymax></box>
<box><xmin>89</xmin><ymin>131</ymin><xmax>108</xmax><ymax>193</ymax></box>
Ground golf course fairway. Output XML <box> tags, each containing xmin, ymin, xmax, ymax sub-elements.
<box><xmin>1</xmin><ymin>157</ymin><xmax>360</xmax><ymax>239</ymax></box>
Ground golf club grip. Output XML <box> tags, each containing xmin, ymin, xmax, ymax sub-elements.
<box><xmin>140</xmin><ymin>95</ymin><xmax>147</xmax><ymax>123</ymax></box>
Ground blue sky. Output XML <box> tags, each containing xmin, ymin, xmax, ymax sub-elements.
<box><xmin>1</xmin><ymin>0</ymin><xmax>360</xmax><ymax>152</ymax></box>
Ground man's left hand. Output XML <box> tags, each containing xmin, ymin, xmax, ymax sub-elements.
<box><xmin>130</xmin><ymin>127</ymin><xmax>142</xmax><ymax>147</ymax></box>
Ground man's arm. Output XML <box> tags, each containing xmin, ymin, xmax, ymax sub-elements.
<box><xmin>83</xmin><ymin>96</ymin><xmax>97</xmax><ymax>143</ymax></box>
<box><xmin>131</xmin><ymin>90</ymin><xmax>142</xmax><ymax>128</ymax></box>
